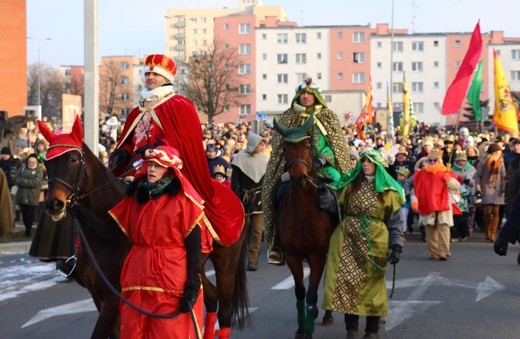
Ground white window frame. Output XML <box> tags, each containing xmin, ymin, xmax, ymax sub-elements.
<box><xmin>393</xmin><ymin>41</ymin><xmax>403</xmax><ymax>52</ymax></box>
<box><xmin>239</xmin><ymin>23</ymin><xmax>251</xmax><ymax>34</ymax></box>
<box><xmin>239</xmin><ymin>64</ymin><xmax>251</xmax><ymax>75</ymax></box>
<box><xmin>277</xmin><ymin>33</ymin><xmax>288</xmax><ymax>44</ymax></box>
<box><xmin>240</xmin><ymin>105</ymin><xmax>251</xmax><ymax>114</ymax></box>
<box><xmin>296</xmin><ymin>53</ymin><xmax>307</xmax><ymax>64</ymax></box>
<box><xmin>277</xmin><ymin>94</ymin><xmax>289</xmax><ymax>105</ymax></box>
<box><xmin>412</xmin><ymin>62</ymin><xmax>423</xmax><ymax>72</ymax></box>
<box><xmin>239</xmin><ymin>44</ymin><xmax>251</xmax><ymax>55</ymax></box>
<box><xmin>353</xmin><ymin>32</ymin><xmax>365</xmax><ymax>43</ymax></box>
<box><xmin>353</xmin><ymin>52</ymin><xmax>365</xmax><ymax>63</ymax></box>
<box><xmin>412</xmin><ymin>82</ymin><xmax>424</xmax><ymax>93</ymax></box>
<box><xmin>296</xmin><ymin>33</ymin><xmax>307</xmax><ymax>43</ymax></box>
<box><xmin>353</xmin><ymin>72</ymin><xmax>365</xmax><ymax>84</ymax></box>
<box><xmin>277</xmin><ymin>53</ymin><xmax>288</xmax><ymax>64</ymax></box>
<box><xmin>393</xmin><ymin>62</ymin><xmax>403</xmax><ymax>72</ymax></box>
<box><xmin>277</xmin><ymin>73</ymin><xmax>289</xmax><ymax>84</ymax></box>
<box><xmin>412</xmin><ymin>41</ymin><xmax>424</xmax><ymax>52</ymax></box>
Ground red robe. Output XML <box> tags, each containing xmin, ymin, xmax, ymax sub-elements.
<box><xmin>414</xmin><ymin>165</ymin><xmax>458</xmax><ymax>215</ymax></box>
<box><xmin>113</xmin><ymin>94</ymin><xmax>244</xmax><ymax>245</ymax></box>
<box><xmin>109</xmin><ymin>184</ymin><xmax>209</xmax><ymax>339</ymax></box>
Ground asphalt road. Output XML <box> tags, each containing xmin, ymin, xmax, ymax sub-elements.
<box><xmin>1</xmin><ymin>231</ymin><xmax>520</xmax><ymax>339</ymax></box>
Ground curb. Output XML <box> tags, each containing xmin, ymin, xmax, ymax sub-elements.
<box><xmin>0</xmin><ymin>241</ymin><xmax>32</xmax><ymax>254</ymax></box>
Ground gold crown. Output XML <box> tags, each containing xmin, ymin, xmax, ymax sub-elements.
<box><xmin>213</xmin><ymin>165</ymin><xmax>226</xmax><ymax>176</ymax></box>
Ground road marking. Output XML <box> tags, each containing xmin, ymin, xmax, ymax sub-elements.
<box><xmin>271</xmin><ymin>267</ymin><xmax>310</xmax><ymax>290</ymax></box>
<box><xmin>22</xmin><ymin>299</ymin><xmax>97</xmax><ymax>328</ymax></box>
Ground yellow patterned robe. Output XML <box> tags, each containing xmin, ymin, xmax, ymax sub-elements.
<box><xmin>322</xmin><ymin>178</ymin><xmax>402</xmax><ymax>316</ymax></box>
<box><xmin>262</xmin><ymin>104</ymin><xmax>350</xmax><ymax>248</ymax></box>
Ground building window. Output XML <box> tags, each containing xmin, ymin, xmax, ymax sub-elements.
<box><xmin>337</xmin><ymin>52</ymin><xmax>343</xmax><ymax>60</ymax></box>
<box><xmin>377</xmin><ymin>62</ymin><xmax>382</xmax><ymax>68</ymax></box>
<box><xmin>277</xmin><ymin>73</ymin><xmax>289</xmax><ymax>84</ymax></box>
<box><xmin>201</xmin><ymin>17</ymin><xmax>207</xmax><ymax>23</ymax></box>
<box><xmin>337</xmin><ymin>31</ymin><xmax>343</xmax><ymax>39</ymax></box>
<box><xmin>512</xmin><ymin>50</ymin><xmax>520</xmax><ymax>60</ymax></box>
<box><xmin>353</xmin><ymin>72</ymin><xmax>365</xmax><ymax>84</ymax></box>
<box><xmin>121</xmin><ymin>108</ymin><xmax>130</xmax><ymax>116</ymax></box>
<box><xmin>240</xmin><ymin>105</ymin><xmax>251</xmax><ymax>114</ymax></box>
<box><xmin>434</xmin><ymin>81</ymin><xmax>439</xmax><ymax>89</ymax></box>
<box><xmin>120</xmin><ymin>76</ymin><xmax>129</xmax><ymax>85</ymax></box>
<box><xmin>455</xmin><ymin>60</ymin><xmax>461</xmax><ymax>67</ymax></box>
<box><xmin>377</xmin><ymin>41</ymin><xmax>382</xmax><ymax>48</ymax></box>
<box><xmin>202</xmin><ymin>29</ymin><xmax>207</xmax><ymax>34</ymax></box>
<box><xmin>296</xmin><ymin>33</ymin><xmax>307</xmax><ymax>43</ymax></box>
<box><xmin>224</xmin><ymin>105</ymin><xmax>230</xmax><ymax>111</ymax></box>
<box><xmin>376</xmin><ymin>82</ymin><xmax>382</xmax><ymax>89</ymax></box>
<box><xmin>412</xmin><ymin>82</ymin><xmax>424</xmax><ymax>93</ymax></box>
<box><xmin>337</xmin><ymin>72</ymin><xmax>343</xmax><ymax>80</ymax></box>
<box><xmin>317</xmin><ymin>32</ymin><xmax>322</xmax><ymax>39</ymax></box>
<box><xmin>434</xmin><ymin>102</ymin><xmax>440</xmax><ymax>109</ymax></box>
<box><xmin>121</xmin><ymin>61</ymin><xmax>129</xmax><ymax>70</ymax></box>
<box><xmin>277</xmin><ymin>33</ymin><xmax>288</xmax><ymax>44</ymax></box>
<box><xmin>412</xmin><ymin>62</ymin><xmax>423</xmax><ymax>72</ymax></box>
<box><xmin>224</xmin><ymin>43</ymin><xmax>230</xmax><ymax>50</ymax></box>
<box><xmin>239</xmin><ymin>23</ymin><xmax>251</xmax><ymax>34</ymax></box>
<box><xmin>239</xmin><ymin>64</ymin><xmax>251</xmax><ymax>75</ymax></box>
<box><xmin>393</xmin><ymin>41</ymin><xmax>403</xmax><ymax>52</ymax></box>
<box><xmin>393</xmin><ymin>62</ymin><xmax>403</xmax><ymax>72</ymax></box>
<box><xmin>296</xmin><ymin>53</ymin><xmax>307</xmax><ymax>64</ymax></box>
<box><xmin>455</xmin><ymin>40</ymin><xmax>461</xmax><ymax>47</ymax></box>
<box><xmin>412</xmin><ymin>41</ymin><xmax>424</xmax><ymax>51</ymax></box>
<box><xmin>239</xmin><ymin>84</ymin><xmax>251</xmax><ymax>95</ymax></box>
<box><xmin>193</xmin><ymin>29</ymin><xmax>198</xmax><ymax>34</ymax></box>
<box><xmin>353</xmin><ymin>52</ymin><xmax>365</xmax><ymax>63</ymax></box>
<box><xmin>317</xmin><ymin>53</ymin><xmax>322</xmax><ymax>60</ymax></box>
<box><xmin>353</xmin><ymin>32</ymin><xmax>365</xmax><ymax>43</ymax></box>
<box><xmin>325</xmin><ymin>95</ymin><xmax>332</xmax><ymax>103</ymax></box>
<box><xmin>433</xmin><ymin>40</ymin><xmax>439</xmax><ymax>47</ymax></box>
<box><xmin>511</xmin><ymin>71</ymin><xmax>520</xmax><ymax>80</ymax></box>
<box><xmin>262</xmin><ymin>74</ymin><xmax>267</xmax><ymax>80</ymax></box>
<box><xmin>413</xmin><ymin>102</ymin><xmax>424</xmax><ymax>114</ymax></box>
<box><xmin>434</xmin><ymin>61</ymin><xmax>439</xmax><ymax>67</ymax></box>
<box><xmin>262</xmin><ymin>94</ymin><xmax>267</xmax><ymax>100</ymax></box>
<box><xmin>239</xmin><ymin>44</ymin><xmax>251</xmax><ymax>55</ymax></box>
<box><xmin>277</xmin><ymin>53</ymin><xmax>288</xmax><ymax>64</ymax></box>
<box><xmin>262</xmin><ymin>53</ymin><xmax>267</xmax><ymax>60</ymax></box>
<box><xmin>296</xmin><ymin>73</ymin><xmax>306</xmax><ymax>82</ymax></box>
<box><xmin>121</xmin><ymin>92</ymin><xmax>130</xmax><ymax>100</ymax></box>
<box><xmin>393</xmin><ymin>82</ymin><xmax>403</xmax><ymax>94</ymax></box>
<box><xmin>317</xmin><ymin>72</ymin><xmax>322</xmax><ymax>80</ymax></box>
<box><xmin>277</xmin><ymin>94</ymin><xmax>289</xmax><ymax>104</ymax></box>
<box><xmin>223</xmin><ymin>23</ymin><xmax>229</xmax><ymax>30</ymax></box>
<box><xmin>262</xmin><ymin>33</ymin><xmax>267</xmax><ymax>40</ymax></box>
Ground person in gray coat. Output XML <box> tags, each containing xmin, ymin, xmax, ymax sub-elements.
<box><xmin>14</xmin><ymin>154</ymin><xmax>43</xmax><ymax>237</ymax></box>
<box><xmin>474</xmin><ymin>143</ymin><xmax>506</xmax><ymax>242</ymax></box>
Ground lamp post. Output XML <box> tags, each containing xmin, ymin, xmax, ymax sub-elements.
<box><xmin>27</xmin><ymin>37</ymin><xmax>52</xmax><ymax>107</ymax></box>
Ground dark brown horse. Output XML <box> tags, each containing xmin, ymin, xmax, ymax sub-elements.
<box><xmin>39</xmin><ymin>119</ymin><xmax>248</xmax><ymax>339</ymax></box>
<box><xmin>274</xmin><ymin>114</ymin><xmax>335</xmax><ymax>339</ymax></box>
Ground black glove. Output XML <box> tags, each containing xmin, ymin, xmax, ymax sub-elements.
<box><xmin>135</xmin><ymin>141</ymin><xmax>164</xmax><ymax>156</ymax></box>
<box><xmin>463</xmin><ymin>178</ymin><xmax>470</xmax><ymax>185</ymax></box>
<box><xmin>314</xmin><ymin>156</ymin><xmax>327</xmax><ymax>169</ymax></box>
<box><xmin>180</xmin><ymin>280</ymin><xmax>200</xmax><ymax>313</ymax></box>
<box><xmin>494</xmin><ymin>238</ymin><xmax>508</xmax><ymax>256</ymax></box>
<box><xmin>110</xmin><ymin>147</ymin><xmax>130</xmax><ymax>167</ymax></box>
<box><xmin>388</xmin><ymin>244</ymin><xmax>402</xmax><ymax>264</ymax></box>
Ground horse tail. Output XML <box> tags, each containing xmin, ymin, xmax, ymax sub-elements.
<box><xmin>232</xmin><ymin>230</ymin><xmax>250</xmax><ymax>329</ymax></box>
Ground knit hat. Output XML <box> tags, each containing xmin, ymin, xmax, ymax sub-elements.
<box><xmin>347</xmin><ymin>149</ymin><xmax>359</xmax><ymax>160</ymax></box>
<box><xmin>487</xmin><ymin>143</ymin><xmax>502</xmax><ymax>154</ymax></box>
<box><xmin>0</xmin><ymin>146</ymin><xmax>11</xmax><ymax>155</ymax></box>
<box><xmin>144</xmin><ymin>54</ymin><xmax>177</xmax><ymax>83</ymax></box>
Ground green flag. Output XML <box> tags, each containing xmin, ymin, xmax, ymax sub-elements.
<box><xmin>467</xmin><ymin>60</ymin><xmax>483</xmax><ymax>121</ymax></box>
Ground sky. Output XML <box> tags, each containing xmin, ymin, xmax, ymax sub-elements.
<box><xmin>27</xmin><ymin>0</ymin><xmax>520</xmax><ymax>67</ymax></box>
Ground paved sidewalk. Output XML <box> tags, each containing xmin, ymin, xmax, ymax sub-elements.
<box><xmin>0</xmin><ymin>222</ymin><xmax>34</xmax><ymax>254</ymax></box>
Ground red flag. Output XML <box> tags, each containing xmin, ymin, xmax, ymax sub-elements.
<box><xmin>441</xmin><ymin>21</ymin><xmax>482</xmax><ymax>115</ymax></box>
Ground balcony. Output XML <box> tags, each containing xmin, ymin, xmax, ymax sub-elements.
<box><xmin>174</xmin><ymin>44</ymin><xmax>186</xmax><ymax>51</ymax></box>
<box><xmin>174</xmin><ymin>21</ymin><xmax>186</xmax><ymax>28</ymax></box>
<box><xmin>174</xmin><ymin>32</ymin><xmax>186</xmax><ymax>40</ymax></box>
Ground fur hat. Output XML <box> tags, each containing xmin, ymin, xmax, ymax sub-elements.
<box><xmin>487</xmin><ymin>143</ymin><xmax>502</xmax><ymax>154</ymax></box>
<box><xmin>144</xmin><ymin>54</ymin><xmax>177</xmax><ymax>83</ymax></box>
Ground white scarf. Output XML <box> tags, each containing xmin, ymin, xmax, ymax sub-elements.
<box><xmin>140</xmin><ymin>85</ymin><xmax>175</xmax><ymax>104</ymax></box>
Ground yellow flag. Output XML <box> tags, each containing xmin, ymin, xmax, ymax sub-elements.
<box><xmin>492</xmin><ymin>49</ymin><xmax>518</xmax><ymax>134</ymax></box>
<box><xmin>401</xmin><ymin>75</ymin><xmax>411</xmax><ymax>140</ymax></box>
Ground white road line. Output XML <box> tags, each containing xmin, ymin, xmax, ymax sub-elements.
<box><xmin>271</xmin><ymin>267</ymin><xmax>310</xmax><ymax>290</ymax></box>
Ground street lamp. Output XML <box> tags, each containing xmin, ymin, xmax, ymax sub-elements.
<box><xmin>27</xmin><ymin>37</ymin><xmax>52</xmax><ymax>107</ymax></box>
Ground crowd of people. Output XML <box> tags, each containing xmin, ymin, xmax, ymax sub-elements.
<box><xmin>2</xmin><ymin>53</ymin><xmax>519</xmax><ymax>338</ymax></box>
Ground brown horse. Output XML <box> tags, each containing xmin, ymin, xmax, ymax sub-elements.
<box><xmin>39</xmin><ymin>119</ymin><xmax>248</xmax><ymax>339</ymax></box>
<box><xmin>274</xmin><ymin>114</ymin><xmax>335</xmax><ymax>339</ymax></box>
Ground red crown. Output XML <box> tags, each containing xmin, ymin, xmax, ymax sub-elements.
<box><xmin>144</xmin><ymin>54</ymin><xmax>177</xmax><ymax>81</ymax></box>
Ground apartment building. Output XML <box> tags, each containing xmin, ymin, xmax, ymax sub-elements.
<box><xmin>165</xmin><ymin>0</ymin><xmax>287</xmax><ymax>64</ymax></box>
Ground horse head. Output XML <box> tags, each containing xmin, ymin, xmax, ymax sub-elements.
<box><xmin>274</xmin><ymin>114</ymin><xmax>315</xmax><ymax>188</ymax></box>
<box><xmin>38</xmin><ymin>115</ymin><xmax>87</xmax><ymax>221</ymax></box>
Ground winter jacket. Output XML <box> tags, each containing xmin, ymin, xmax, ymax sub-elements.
<box><xmin>14</xmin><ymin>165</ymin><xmax>43</xmax><ymax>206</ymax></box>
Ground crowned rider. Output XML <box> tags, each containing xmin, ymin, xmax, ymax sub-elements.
<box><xmin>262</xmin><ymin>77</ymin><xmax>350</xmax><ymax>265</ymax></box>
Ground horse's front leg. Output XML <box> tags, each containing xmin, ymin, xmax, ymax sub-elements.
<box><xmin>304</xmin><ymin>253</ymin><xmax>329</xmax><ymax>339</ymax></box>
<box><xmin>285</xmin><ymin>254</ymin><xmax>307</xmax><ymax>339</ymax></box>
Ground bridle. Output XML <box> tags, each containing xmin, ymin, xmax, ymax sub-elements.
<box><xmin>45</xmin><ymin>145</ymin><xmax>86</xmax><ymax>206</ymax></box>
<box><xmin>283</xmin><ymin>139</ymin><xmax>319</xmax><ymax>189</ymax></box>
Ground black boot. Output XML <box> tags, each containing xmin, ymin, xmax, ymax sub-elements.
<box><xmin>345</xmin><ymin>314</ymin><xmax>359</xmax><ymax>339</ymax></box>
<box><xmin>363</xmin><ymin>316</ymin><xmax>380</xmax><ymax>338</ymax></box>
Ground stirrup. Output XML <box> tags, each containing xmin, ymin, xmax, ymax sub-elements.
<box><xmin>57</xmin><ymin>255</ymin><xmax>77</xmax><ymax>278</ymax></box>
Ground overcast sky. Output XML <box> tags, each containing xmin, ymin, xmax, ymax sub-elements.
<box><xmin>27</xmin><ymin>0</ymin><xmax>520</xmax><ymax>67</ymax></box>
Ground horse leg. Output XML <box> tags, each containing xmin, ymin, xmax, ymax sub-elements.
<box><xmin>286</xmin><ymin>255</ymin><xmax>306</xmax><ymax>338</ymax></box>
<box><xmin>304</xmin><ymin>254</ymin><xmax>329</xmax><ymax>338</ymax></box>
<box><xmin>90</xmin><ymin>299</ymin><xmax>120</xmax><ymax>339</ymax></box>
<box><xmin>201</xmin><ymin>254</ymin><xmax>218</xmax><ymax>339</ymax></box>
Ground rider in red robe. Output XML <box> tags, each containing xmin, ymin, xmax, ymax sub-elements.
<box><xmin>111</xmin><ymin>54</ymin><xmax>244</xmax><ymax>247</ymax></box>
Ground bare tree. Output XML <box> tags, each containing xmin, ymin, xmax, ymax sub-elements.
<box><xmin>183</xmin><ymin>39</ymin><xmax>244</xmax><ymax>124</ymax></box>
<box><xmin>27</xmin><ymin>63</ymin><xmax>66</xmax><ymax>118</ymax></box>
<box><xmin>99</xmin><ymin>60</ymin><xmax>129</xmax><ymax>118</ymax></box>
<box><xmin>68</xmin><ymin>69</ymin><xmax>84</xmax><ymax>105</ymax></box>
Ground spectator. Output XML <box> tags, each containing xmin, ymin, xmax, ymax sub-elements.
<box><xmin>14</xmin><ymin>154</ymin><xmax>43</xmax><ymax>237</ymax></box>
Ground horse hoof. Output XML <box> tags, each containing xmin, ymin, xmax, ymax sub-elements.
<box><xmin>294</xmin><ymin>331</ymin><xmax>306</xmax><ymax>339</ymax></box>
